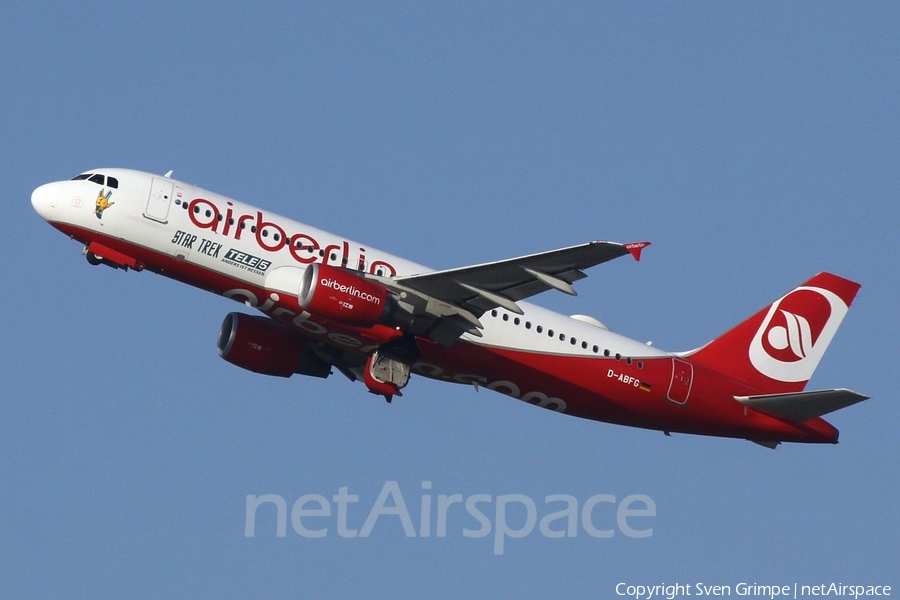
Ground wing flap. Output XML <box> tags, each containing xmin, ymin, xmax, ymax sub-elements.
<box><xmin>736</xmin><ymin>388</ymin><xmax>869</xmax><ymax>423</ymax></box>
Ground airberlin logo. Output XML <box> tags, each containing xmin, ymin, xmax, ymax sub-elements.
<box><xmin>321</xmin><ymin>278</ymin><xmax>383</xmax><ymax>306</ymax></box>
<box><xmin>762</xmin><ymin>290</ymin><xmax>832</xmax><ymax>362</ymax></box>
<box><xmin>764</xmin><ymin>307</ymin><xmax>817</xmax><ymax>362</ymax></box>
<box><xmin>749</xmin><ymin>286</ymin><xmax>848</xmax><ymax>383</ymax></box>
<box><xmin>186</xmin><ymin>197</ymin><xmax>397</xmax><ymax>276</ymax></box>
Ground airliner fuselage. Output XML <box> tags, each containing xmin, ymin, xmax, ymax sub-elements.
<box><xmin>32</xmin><ymin>168</ymin><xmax>866</xmax><ymax>446</ymax></box>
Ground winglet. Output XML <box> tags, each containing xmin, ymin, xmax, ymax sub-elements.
<box><xmin>624</xmin><ymin>241</ymin><xmax>651</xmax><ymax>261</ymax></box>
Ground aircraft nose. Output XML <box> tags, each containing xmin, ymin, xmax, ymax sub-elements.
<box><xmin>31</xmin><ymin>182</ymin><xmax>59</xmax><ymax>220</ymax></box>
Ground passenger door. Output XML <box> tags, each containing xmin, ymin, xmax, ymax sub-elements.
<box><xmin>144</xmin><ymin>177</ymin><xmax>174</xmax><ymax>223</ymax></box>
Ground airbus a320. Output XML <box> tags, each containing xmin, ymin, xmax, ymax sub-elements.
<box><xmin>31</xmin><ymin>169</ymin><xmax>868</xmax><ymax>447</ymax></box>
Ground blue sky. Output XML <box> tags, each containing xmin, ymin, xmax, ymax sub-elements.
<box><xmin>2</xmin><ymin>2</ymin><xmax>897</xmax><ymax>598</ymax></box>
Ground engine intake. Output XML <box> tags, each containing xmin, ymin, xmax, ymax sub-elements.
<box><xmin>217</xmin><ymin>312</ymin><xmax>330</xmax><ymax>378</ymax></box>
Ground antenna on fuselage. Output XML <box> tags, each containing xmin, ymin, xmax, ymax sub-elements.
<box><xmin>164</xmin><ymin>170</ymin><xmax>173</xmax><ymax>178</ymax></box>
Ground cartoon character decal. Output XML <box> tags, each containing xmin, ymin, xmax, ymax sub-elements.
<box><xmin>95</xmin><ymin>189</ymin><xmax>114</xmax><ymax>219</ymax></box>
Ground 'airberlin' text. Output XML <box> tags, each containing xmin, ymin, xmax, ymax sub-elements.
<box><xmin>188</xmin><ymin>197</ymin><xmax>397</xmax><ymax>275</ymax></box>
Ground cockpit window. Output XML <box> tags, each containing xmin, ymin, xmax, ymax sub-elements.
<box><xmin>70</xmin><ymin>173</ymin><xmax>118</xmax><ymax>188</ymax></box>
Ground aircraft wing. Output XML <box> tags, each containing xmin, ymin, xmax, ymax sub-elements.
<box><xmin>373</xmin><ymin>240</ymin><xmax>649</xmax><ymax>345</ymax></box>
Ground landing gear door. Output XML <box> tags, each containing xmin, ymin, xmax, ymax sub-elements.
<box><xmin>144</xmin><ymin>177</ymin><xmax>174</xmax><ymax>223</ymax></box>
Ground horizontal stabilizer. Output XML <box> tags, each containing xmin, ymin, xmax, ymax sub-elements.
<box><xmin>736</xmin><ymin>388</ymin><xmax>869</xmax><ymax>423</ymax></box>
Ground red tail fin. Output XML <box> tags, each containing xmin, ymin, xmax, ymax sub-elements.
<box><xmin>686</xmin><ymin>273</ymin><xmax>860</xmax><ymax>394</ymax></box>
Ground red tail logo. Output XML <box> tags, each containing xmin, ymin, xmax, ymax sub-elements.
<box><xmin>749</xmin><ymin>285</ymin><xmax>848</xmax><ymax>383</ymax></box>
<box><xmin>759</xmin><ymin>289</ymin><xmax>832</xmax><ymax>363</ymax></box>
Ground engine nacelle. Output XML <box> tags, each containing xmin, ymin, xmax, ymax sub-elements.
<box><xmin>217</xmin><ymin>312</ymin><xmax>330</xmax><ymax>378</ymax></box>
<box><xmin>299</xmin><ymin>263</ymin><xmax>393</xmax><ymax>326</ymax></box>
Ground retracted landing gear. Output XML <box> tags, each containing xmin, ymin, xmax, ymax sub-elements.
<box><xmin>362</xmin><ymin>336</ymin><xmax>419</xmax><ymax>403</ymax></box>
<box><xmin>363</xmin><ymin>351</ymin><xmax>411</xmax><ymax>403</ymax></box>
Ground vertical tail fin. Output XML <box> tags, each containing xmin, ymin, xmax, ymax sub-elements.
<box><xmin>686</xmin><ymin>273</ymin><xmax>860</xmax><ymax>394</ymax></box>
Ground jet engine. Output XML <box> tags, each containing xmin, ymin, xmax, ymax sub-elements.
<box><xmin>299</xmin><ymin>263</ymin><xmax>411</xmax><ymax>328</ymax></box>
<box><xmin>217</xmin><ymin>312</ymin><xmax>331</xmax><ymax>378</ymax></box>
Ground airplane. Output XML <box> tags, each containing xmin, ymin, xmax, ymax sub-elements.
<box><xmin>31</xmin><ymin>168</ymin><xmax>868</xmax><ymax>447</ymax></box>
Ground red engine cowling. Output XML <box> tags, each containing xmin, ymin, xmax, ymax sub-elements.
<box><xmin>298</xmin><ymin>263</ymin><xmax>391</xmax><ymax>326</ymax></box>
<box><xmin>217</xmin><ymin>312</ymin><xmax>329</xmax><ymax>378</ymax></box>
